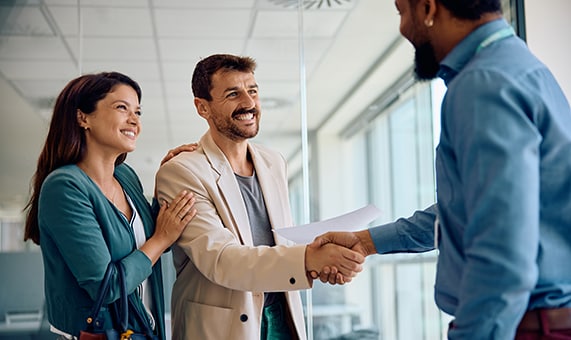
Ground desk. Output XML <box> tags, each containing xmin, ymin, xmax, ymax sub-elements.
<box><xmin>0</xmin><ymin>311</ymin><xmax>42</xmax><ymax>336</ymax></box>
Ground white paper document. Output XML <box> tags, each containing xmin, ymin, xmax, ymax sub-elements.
<box><xmin>276</xmin><ymin>204</ymin><xmax>381</xmax><ymax>244</ymax></box>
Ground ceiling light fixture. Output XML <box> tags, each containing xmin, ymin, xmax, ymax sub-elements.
<box><xmin>267</xmin><ymin>0</ymin><xmax>352</xmax><ymax>10</ymax></box>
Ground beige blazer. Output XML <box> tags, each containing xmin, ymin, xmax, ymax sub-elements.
<box><xmin>155</xmin><ymin>132</ymin><xmax>309</xmax><ymax>340</ymax></box>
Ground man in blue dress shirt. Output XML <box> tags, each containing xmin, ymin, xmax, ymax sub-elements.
<box><xmin>311</xmin><ymin>0</ymin><xmax>571</xmax><ymax>338</ymax></box>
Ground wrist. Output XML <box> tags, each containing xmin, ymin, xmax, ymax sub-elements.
<box><xmin>357</xmin><ymin>230</ymin><xmax>377</xmax><ymax>256</ymax></box>
<box><xmin>304</xmin><ymin>245</ymin><xmax>315</xmax><ymax>272</ymax></box>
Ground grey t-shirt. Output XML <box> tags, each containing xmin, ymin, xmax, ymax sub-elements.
<box><xmin>235</xmin><ymin>171</ymin><xmax>280</xmax><ymax>306</ymax></box>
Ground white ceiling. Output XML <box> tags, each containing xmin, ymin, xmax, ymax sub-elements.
<box><xmin>0</xmin><ymin>0</ymin><xmax>409</xmax><ymax>211</ymax></box>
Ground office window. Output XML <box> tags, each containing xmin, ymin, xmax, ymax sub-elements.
<box><xmin>299</xmin><ymin>80</ymin><xmax>446</xmax><ymax>340</ymax></box>
<box><xmin>0</xmin><ymin>219</ymin><xmax>27</xmax><ymax>252</ymax></box>
<box><xmin>350</xmin><ymin>81</ymin><xmax>443</xmax><ymax>340</ymax></box>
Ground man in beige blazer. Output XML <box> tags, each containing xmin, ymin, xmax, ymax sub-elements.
<box><xmin>155</xmin><ymin>54</ymin><xmax>364</xmax><ymax>340</ymax></box>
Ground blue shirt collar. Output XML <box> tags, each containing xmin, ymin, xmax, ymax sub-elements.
<box><xmin>437</xmin><ymin>18</ymin><xmax>512</xmax><ymax>85</ymax></box>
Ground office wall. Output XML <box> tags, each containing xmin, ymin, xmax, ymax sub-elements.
<box><xmin>525</xmin><ymin>0</ymin><xmax>571</xmax><ymax>99</ymax></box>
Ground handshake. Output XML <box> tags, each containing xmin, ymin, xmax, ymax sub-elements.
<box><xmin>304</xmin><ymin>230</ymin><xmax>377</xmax><ymax>285</ymax></box>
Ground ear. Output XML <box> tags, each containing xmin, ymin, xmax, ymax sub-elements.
<box><xmin>424</xmin><ymin>0</ymin><xmax>437</xmax><ymax>27</ymax></box>
<box><xmin>76</xmin><ymin>110</ymin><xmax>89</xmax><ymax>130</ymax></box>
<box><xmin>194</xmin><ymin>98</ymin><xmax>209</xmax><ymax>119</ymax></box>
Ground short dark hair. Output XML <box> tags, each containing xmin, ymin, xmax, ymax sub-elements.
<box><xmin>191</xmin><ymin>54</ymin><xmax>257</xmax><ymax>101</ymax></box>
<box><xmin>409</xmin><ymin>0</ymin><xmax>502</xmax><ymax>20</ymax></box>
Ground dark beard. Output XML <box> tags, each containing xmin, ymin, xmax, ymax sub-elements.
<box><xmin>214</xmin><ymin>107</ymin><xmax>259</xmax><ymax>141</ymax></box>
<box><xmin>226</xmin><ymin>121</ymin><xmax>259</xmax><ymax>141</ymax></box>
<box><xmin>414</xmin><ymin>42</ymin><xmax>440</xmax><ymax>81</ymax></box>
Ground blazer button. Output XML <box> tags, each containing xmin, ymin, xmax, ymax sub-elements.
<box><xmin>289</xmin><ymin>277</ymin><xmax>296</xmax><ymax>284</ymax></box>
<box><xmin>240</xmin><ymin>314</ymin><xmax>248</xmax><ymax>322</ymax></box>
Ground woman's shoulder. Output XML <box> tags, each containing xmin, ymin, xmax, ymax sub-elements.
<box><xmin>40</xmin><ymin>165</ymin><xmax>94</xmax><ymax>202</ymax></box>
<box><xmin>115</xmin><ymin>162</ymin><xmax>136</xmax><ymax>177</ymax></box>
<box><xmin>44</xmin><ymin>164</ymin><xmax>85</xmax><ymax>185</ymax></box>
<box><xmin>114</xmin><ymin>162</ymin><xmax>142</xmax><ymax>187</ymax></box>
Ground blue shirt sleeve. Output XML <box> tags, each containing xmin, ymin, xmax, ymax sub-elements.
<box><xmin>370</xmin><ymin>204</ymin><xmax>437</xmax><ymax>254</ymax></box>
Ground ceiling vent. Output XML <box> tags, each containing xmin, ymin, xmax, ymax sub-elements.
<box><xmin>267</xmin><ymin>0</ymin><xmax>353</xmax><ymax>10</ymax></box>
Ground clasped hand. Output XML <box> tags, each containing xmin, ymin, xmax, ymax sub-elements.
<box><xmin>306</xmin><ymin>230</ymin><xmax>376</xmax><ymax>285</ymax></box>
<box><xmin>305</xmin><ymin>242</ymin><xmax>364</xmax><ymax>285</ymax></box>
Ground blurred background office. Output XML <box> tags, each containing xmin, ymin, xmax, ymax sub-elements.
<box><xmin>0</xmin><ymin>0</ymin><xmax>569</xmax><ymax>339</ymax></box>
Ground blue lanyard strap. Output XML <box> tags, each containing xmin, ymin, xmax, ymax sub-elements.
<box><xmin>476</xmin><ymin>26</ymin><xmax>515</xmax><ymax>53</ymax></box>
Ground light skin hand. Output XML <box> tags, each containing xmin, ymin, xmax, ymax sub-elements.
<box><xmin>304</xmin><ymin>243</ymin><xmax>365</xmax><ymax>285</ymax></box>
<box><xmin>308</xmin><ymin>230</ymin><xmax>377</xmax><ymax>285</ymax></box>
<box><xmin>140</xmin><ymin>190</ymin><xmax>196</xmax><ymax>264</ymax></box>
<box><xmin>160</xmin><ymin>143</ymin><xmax>199</xmax><ymax>165</ymax></box>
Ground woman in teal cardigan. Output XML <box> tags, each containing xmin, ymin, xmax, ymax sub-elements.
<box><xmin>23</xmin><ymin>72</ymin><xmax>196</xmax><ymax>339</ymax></box>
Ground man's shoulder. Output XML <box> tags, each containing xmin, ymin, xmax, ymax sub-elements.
<box><xmin>464</xmin><ymin>38</ymin><xmax>543</xmax><ymax>82</ymax></box>
<box><xmin>249</xmin><ymin>142</ymin><xmax>284</xmax><ymax>161</ymax></box>
<box><xmin>156</xmin><ymin>148</ymin><xmax>215</xmax><ymax>183</ymax></box>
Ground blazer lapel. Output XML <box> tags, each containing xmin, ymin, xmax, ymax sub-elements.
<box><xmin>201</xmin><ymin>133</ymin><xmax>254</xmax><ymax>246</ymax></box>
<box><xmin>248</xmin><ymin>145</ymin><xmax>288</xmax><ymax>244</ymax></box>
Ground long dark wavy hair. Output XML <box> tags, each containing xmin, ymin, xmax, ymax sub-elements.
<box><xmin>23</xmin><ymin>72</ymin><xmax>142</xmax><ymax>245</ymax></box>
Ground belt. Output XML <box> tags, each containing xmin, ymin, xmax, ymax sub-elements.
<box><xmin>518</xmin><ymin>308</ymin><xmax>571</xmax><ymax>331</ymax></box>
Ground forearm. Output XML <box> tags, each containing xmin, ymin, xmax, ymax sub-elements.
<box><xmin>184</xmin><ymin>235</ymin><xmax>311</xmax><ymax>291</ymax></box>
<box><xmin>139</xmin><ymin>236</ymin><xmax>171</xmax><ymax>265</ymax></box>
<box><xmin>370</xmin><ymin>204</ymin><xmax>437</xmax><ymax>254</ymax></box>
